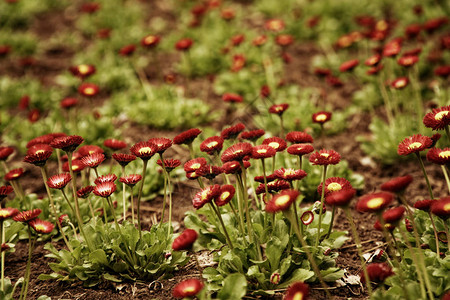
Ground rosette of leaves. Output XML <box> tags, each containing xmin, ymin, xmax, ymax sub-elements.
<box><xmin>40</xmin><ymin>221</ymin><xmax>188</xmax><ymax>286</ymax></box>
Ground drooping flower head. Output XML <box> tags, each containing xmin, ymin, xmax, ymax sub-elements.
<box><xmin>309</xmin><ymin>149</ymin><xmax>341</xmax><ymax>165</ymax></box>
<box><xmin>0</xmin><ymin>207</ymin><xmax>19</xmax><ymax>220</ymax></box>
<box><xmin>240</xmin><ymin>129</ymin><xmax>265</xmax><ymax>142</ymax></box>
<box><xmin>130</xmin><ymin>141</ymin><xmax>157</xmax><ymax>161</ymax></box>
<box><xmin>262</xmin><ymin>137</ymin><xmax>287</xmax><ymax>152</ymax></box>
<box><xmin>13</xmin><ymin>209</ymin><xmax>42</xmax><ymax>223</ymax></box>
<box><xmin>214</xmin><ymin>185</ymin><xmax>235</xmax><ymax>206</ymax></box>
<box><xmin>93</xmin><ymin>182</ymin><xmax>117</xmax><ymax>198</ymax></box>
<box><xmin>148</xmin><ymin>137</ymin><xmax>173</xmax><ymax>154</ymax></box>
<box><xmin>175</xmin><ymin>38</ymin><xmax>193</xmax><ymax>51</ymax></box>
<box><xmin>274</xmin><ymin>168</ymin><xmax>307</xmax><ymax>182</ymax></box>
<box><xmin>172</xmin><ymin>229</ymin><xmax>198</xmax><ymax>251</ymax></box>
<box><xmin>81</xmin><ymin>153</ymin><xmax>105</xmax><ymax>169</ymax></box>
<box><xmin>47</xmin><ymin>173</ymin><xmax>72</xmax><ymax>189</ymax></box>
<box><xmin>221</xmin><ymin>123</ymin><xmax>245</xmax><ymax>140</ymax></box>
<box><xmin>94</xmin><ymin>174</ymin><xmax>117</xmax><ymax>185</ymax></box>
<box><xmin>0</xmin><ymin>147</ymin><xmax>14</xmax><ymax>161</ymax></box>
<box><xmin>60</xmin><ymin>98</ymin><xmax>78</xmax><ymax>109</ymax></box>
<box><xmin>382</xmin><ymin>206</ymin><xmax>405</xmax><ymax>224</ymax></box>
<box><xmin>318</xmin><ymin>177</ymin><xmax>352</xmax><ymax>196</ymax></box>
<box><xmin>26</xmin><ymin>135</ymin><xmax>55</xmax><ymax>148</ymax></box>
<box><xmin>361</xmin><ymin>263</ymin><xmax>394</xmax><ymax>283</ymax></box>
<box><xmin>173</xmin><ymin>128</ymin><xmax>202</xmax><ymax>145</ymax></box>
<box><xmin>0</xmin><ymin>186</ymin><xmax>14</xmax><ymax>201</ymax></box>
<box><xmin>29</xmin><ymin>219</ymin><xmax>54</xmax><ymax>234</ymax></box>
<box><xmin>286</xmin><ymin>131</ymin><xmax>313</xmax><ymax>144</ymax></box>
<box><xmin>23</xmin><ymin>144</ymin><xmax>53</xmax><ymax>167</ymax></box>
<box><xmin>423</xmin><ymin>105</ymin><xmax>450</xmax><ymax>130</ymax></box>
<box><xmin>414</xmin><ymin>199</ymin><xmax>435</xmax><ymax>212</ymax></box>
<box><xmin>222</xmin><ymin>161</ymin><xmax>251</xmax><ymax>174</ymax></box>
<box><xmin>339</xmin><ymin>59</ymin><xmax>359</xmax><ymax>72</ymax></box>
<box><xmin>397</xmin><ymin>134</ymin><xmax>432</xmax><ymax>156</ymax></box>
<box><xmin>221</xmin><ymin>142</ymin><xmax>253</xmax><ymax>163</ymax></box>
<box><xmin>112</xmin><ymin>153</ymin><xmax>136</xmax><ymax>167</ymax></box>
<box><xmin>356</xmin><ymin>192</ymin><xmax>393</xmax><ymax>213</ymax></box>
<box><xmin>78</xmin><ymin>82</ymin><xmax>99</xmax><ymax>97</ymax></box>
<box><xmin>50</xmin><ymin>135</ymin><xmax>84</xmax><ymax>153</ymax></box>
<box><xmin>119</xmin><ymin>174</ymin><xmax>143</xmax><ymax>187</ymax></box>
<box><xmin>192</xmin><ymin>185</ymin><xmax>221</xmax><ymax>209</ymax></box>
<box><xmin>172</xmin><ymin>278</ymin><xmax>204</xmax><ymax>299</ymax></box>
<box><xmin>77</xmin><ymin>186</ymin><xmax>94</xmax><ymax>198</ymax></box>
<box><xmin>119</xmin><ymin>44</ymin><xmax>136</xmax><ymax>56</ymax></box>
<box><xmin>103</xmin><ymin>139</ymin><xmax>127</xmax><ymax>151</ymax></box>
<box><xmin>380</xmin><ymin>175</ymin><xmax>413</xmax><ymax>193</ymax></box>
<box><xmin>157</xmin><ymin>159</ymin><xmax>181</xmax><ymax>173</ymax></box>
<box><xmin>268</xmin><ymin>103</ymin><xmax>289</xmax><ymax>116</ymax></box>
<box><xmin>284</xmin><ymin>281</ymin><xmax>309</xmax><ymax>300</ymax></box>
<box><xmin>325</xmin><ymin>188</ymin><xmax>356</xmax><ymax>207</ymax></box>
<box><xmin>4</xmin><ymin>168</ymin><xmax>24</xmax><ymax>182</ymax></box>
<box><xmin>300</xmin><ymin>211</ymin><xmax>314</xmax><ymax>226</ymax></box>
<box><xmin>196</xmin><ymin>164</ymin><xmax>222</xmax><ymax>180</ymax></box>
<box><xmin>200</xmin><ymin>136</ymin><xmax>224</xmax><ymax>155</ymax></box>
<box><xmin>222</xmin><ymin>93</ymin><xmax>243</xmax><ymax>103</ymax></box>
<box><xmin>430</xmin><ymin>196</ymin><xmax>450</xmax><ymax>220</ymax></box>
<box><xmin>266</xmin><ymin>189</ymin><xmax>300</xmax><ymax>213</ymax></box>
<box><xmin>312</xmin><ymin>111</ymin><xmax>332</xmax><ymax>124</ymax></box>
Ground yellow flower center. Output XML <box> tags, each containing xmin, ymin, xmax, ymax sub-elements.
<box><xmin>184</xmin><ymin>286</ymin><xmax>196</xmax><ymax>293</ymax></box>
<box><xmin>139</xmin><ymin>147</ymin><xmax>152</xmax><ymax>155</ymax></box>
<box><xmin>34</xmin><ymin>224</ymin><xmax>46</xmax><ymax>232</ymax></box>
<box><xmin>408</xmin><ymin>142</ymin><xmax>422</xmax><ymax>150</ymax></box>
<box><xmin>315</xmin><ymin>114</ymin><xmax>327</xmax><ymax>122</ymax></box>
<box><xmin>257</xmin><ymin>149</ymin><xmax>268</xmax><ymax>154</ymax></box>
<box><xmin>444</xmin><ymin>203</ymin><xmax>450</xmax><ymax>212</ymax></box>
<box><xmin>220</xmin><ymin>192</ymin><xmax>230</xmax><ymax>200</ymax></box>
<box><xmin>35</xmin><ymin>150</ymin><xmax>45</xmax><ymax>154</ymax></box>
<box><xmin>233</xmin><ymin>149</ymin><xmax>243</xmax><ymax>154</ymax></box>
<box><xmin>275</xmin><ymin>195</ymin><xmax>291</xmax><ymax>206</ymax></box>
<box><xmin>320</xmin><ymin>153</ymin><xmax>330</xmax><ymax>158</ymax></box>
<box><xmin>395</xmin><ymin>80</ymin><xmax>406</xmax><ymax>88</ymax></box>
<box><xmin>83</xmin><ymin>87</ymin><xmax>95</xmax><ymax>95</ymax></box>
<box><xmin>201</xmin><ymin>190</ymin><xmax>208</xmax><ymax>201</ymax></box>
<box><xmin>435</xmin><ymin>111</ymin><xmax>449</xmax><ymax>121</ymax></box>
<box><xmin>207</xmin><ymin>141</ymin><xmax>218</xmax><ymax>148</ymax></box>
<box><xmin>144</xmin><ymin>36</ymin><xmax>156</xmax><ymax>44</ymax></box>
<box><xmin>268</xmin><ymin>142</ymin><xmax>279</xmax><ymax>149</ymax></box>
<box><xmin>439</xmin><ymin>151</ymin><xmax>450</xmax><ymax>159</ymax></box>
<box><xmin>78</xmin><ymin>64</ymin><xmax>90</xmax><ymax>74</ymax></box>
<box><xmin>293</xmin><ymin>292</ymin><xmax>304</xmax><ymax>300</ymax></box>
<box><xmin>0</xmin><ymin>211</ymin><xmax>9</xmax><ymax>218</ymax></box>
<box><xmin>327</xmin><ymin>182</ymin><xmax>342</xmax><ymax>191</ymax></box>
<box><xmin>376</xmin><ymin>20</ymin><xmax>388</xmax><ymax>31</ymax></box>
<box><xmin>284</xmin><ymin>169</ymin><xmax>295</xmax><ymax>176</ymax></box>
<box><xmin>367</xmin><ymin>197</ymin><xmax>384</xmax><ymax>209</ymax></box>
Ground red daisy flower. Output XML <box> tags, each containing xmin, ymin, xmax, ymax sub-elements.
<box><xmin>119</xmin><ymin>174</ymin><xmax>142</xmax><ymax>187</ymax></box>
<box><xmin>78</xmin><ymin>145</ymin><xmax>104</xmax><ymax>156</ymax></box>
<box><xmin>196</xmin><ymin>164</ymin><xmax>222</xmax><ymax>180</ymax></box>
<box><xmin>172</xmin><ymin>228</ymin><xmax>198</xmax><ymax>251</ymax></box>
<box><xmin>427</xmin><ymin>147</ymin><xmax>450</xmax><ymax>165</ymax></box>
<box><xmin>221</xmin><ymin>123</ymin><xmax>246</xmax><ymax>140</ymax></box>
<box><xmin>230</xmin><ymin>34</ymin><xmax>245</xmax><ymax>46</ymax></box>
<box><xmin>13</xmin><ymin>208</ymin><xmax>42</xmax><ymax>223</ymax></box>
<box><xmin>78</xmin><ymin>83</ymin><xmax>99</xmax><ymax>97</ymax></box>
<box><xmin>312</xmin><ymin>111</ymin><xmax>332</xmax><ymax>124</ymax></box>
<box><xmin>26</xmin><ymin>135</ymin><xmax>55</xmax><ymax>148</ymax></box>
<box><xmin>251</xmin><ymin>145</ymin><xmax>277</xmax><ymax>159</ymax></box>
<box><xmin>397</xmin><ymin>134</ymin><xmax>432</xmax><ymax>156</ymax></box>
<box><xmin>391</xmin><ymin>77</ymin><xmax>409</xmax><ymax>89</ymax></box>
<box><xmin>0</xmin><ymin>45</ymin><xmax>11</xmax><ymax>56</ymax></box>
<box><xmin>23</xmin><ymin>144</ymin><xmax>53</xmax><ymax>167</ymax></box>
<box><xmin>356</xmin><ymin>192</ymin><xmax>393</xmax><ymax>213</ymax></box>
<box><xmin>221</xmin><ymin>142</ymin><xmax>253</xmax><ymax>163</ymax></box>
<box><xmin>184</xmin><ymin>157</ymin><xmax>208</xmax><ymax>173</ymax></box>
<box><xmin>0</xmin><ymin>186</ymin><xmax>14</xmax><ymax>200</ymax></box>
<box><xmin>172</xmin><ymin>278</ymin><xmax>203</xmax><ymax>299</ymax></box>
<box><xmin>200</xmin><ymin>136</ymin><xmax>224</xmax><ymax>155</ymax></box>
<box><xmin>240</xmin><ymin>129</ymin><xmax>265</xmax><ymax>142</ymax></box>
<box><xmin>192</xmin><ymin>185</ymin><xmax>220</xmax><ymax>209</ymax></box>
<box><xmin>383</xmin><ymin>206</ymin><xmax>405</xmax><ymax>223</ymax></box>
<box><xmin>77</xmin><ymin>186</ymin><xmax>94</xmax><ymax>198</ymax></box>
<box><xmin>254</xmin><ymin>174</ymin><xmax>277</xmax><ymax>183</ymax></box>
<box><xmin>214</xmin><ymin>185</ymin><xmax>235</xmax><ymax>207</ymax></box>
<box><xmin>4</xmin><ymin>168</ymin><xmax>24</xmax><ymax>181</ymax></box>
<box><xmin>222</xmin><ymin>161</ymin><xmax>251</xmax><ymax>174</ymax></box>
<box><xmin>325</xmin><ymin>75</ymin><xmax>343</xmax><ymax>88</ymax></box>
<box><xmin>62</xmin><ymin>160</ymin><xmax>85</xmax><ymax>173</ymax></box>
<box><xmin>268</xmin><ymin>103</ymin><xmax>289</xmax><ymax>115</ymax></box>
<box><xmin>339</xmin><ymin>59</ymin><xmax>359</xmax><ymax>72</ymax></box>
<box><xmin>60</xmin><ymin>97</ymin><xmax>78</xmax><ymax>109</ymax></box>
<box><xmin>50</xmin><ymin>135</ymin><xmax>84</xmax><ymax>153</ymax></box>
<box><xmin>29</xmin><ymin>218</ymin><xmax>54</xmax><ymax>234</ymax></box>
<box><xmin>309</xmin><ymin>149</ymin><xmax>341</xmax><ymax>165</ymax></box>
<box><xmin>365</xmin><ymin>54</ymin><xmax>382</xmax><ymax>67</ymax></box>
<box><xmin>423</xmin><ymin>17</ymin><xmax>448</xmax><ymax>33</ymax></box>
<box><xmin>148</xmin><ymin>137</ymin><xmax>172</xmax><ymax>154</ymax></box>
<box><xmin>383</xmin><ymin>39</ymin><xmax>402</xmax><ymax>57</ymax></box>
<box><xmin>414</xmin><ymin>199</ymin><xmax>435</xmax><ymax>212</ymax></box>
<box><xmin>231</xmin><ymin>54</ymin><xmax>246</xmax><ymax>72</ymax></box>
<box><xmin>287</xmin><ymin>144</ymin><xmax>314</xmax><ymax>156</ymax></box>
<box><xmin>405</xmin><ymin>218</ymin><xmax>413</xmax><ymax>232</ymax></box>
<box><xmin>175</xmin><ymin>38</ymin><xmax>193</xmax><ymax>51</ymax></box>
<box><xmin>256</xmin><ymin>180</ymin><xmax>291</xmax><ymax>194</ymax></box>
<box><xmin>423</xmin><ymin>105</ymin><xmax>450</xmax><ymax>130</ymax></box>
<box><xmin>222</xmin><ymin>93</ymin><xmax>243</xmax><ymax>103</ymax></box>
<box><xmin>397</xmin><ymin>55</ymin><xmax>419</xmax><ymax>67</ymax></box>
<box><xmin>317</xmin><ymin>177</ymin><xmax>352</xmax><ymax>196</ymax></box>
<box><xmin>361</xmin><ymin>263</ymin><xmax>394</xmax><ymax>283</ymax></box>
<box><xmin>284</xmin><ymin>281</ymin><xmax>309</xmax><ymax>300</ymax></box>
<box><xmin>130</xmin><ymin>141</ymin><xmax>157</xmax><ymax>160</ymax></box>
<box><xmin>300</xmin><ymin>211</ymin><xmax>314</xmax><ymax>226</ymax></box>
<box><xmin>275</xmin><ymin>34</ymin><xmax>294</xmax><ymax>47</ymax></box>
<box><xmin>262</xmin><ymin>137</ymin><xmax>287</xmax><ymax>152</ymax></box>
<box><xmin>274</xmin><ymin>168</ymin><xmax>307</xmax><ymax>182</ymax></box>
<box><xmin>173</xmin><ymin>128</ymin><xmax>202</xmax><ymax>145</ymax></box>
<box><xmin>252</xmin><ymin>35</ymin><xmax>268</xmax><ymax>46</ymax></box>
<box><xmin>141</xmin><ymin>34</ymin><xmax>160</xmax><ymax>48</ymax></box>
<box><xmin>266</xmin><ymin>189</ymin><xmax>300</xmax><ymax>213</ymax></box>
<box><xmin>94</xmin><ymin>174</ymin><xmax>117</xmax><ymax>185</ymax></box>
<box><xmin>434</xmin><ymin>65</ymin><xmax>450</xmax><ymax>78</ymax></box>
<box><xmin>69</xmin><ymin>64</ymin><xmax>96</xmax><ymax>79</ymax></box>
<box><xmin>81</xmin><ymin>153</ymin><xmax>105</xmax><ymax>168</ymax></box>
<box><xmin>325</xmin><ymin>188</ymin><xmax>356</xmax><ymax>207</ymax></box>
<box><xmin>157</xmin><ymin>159</ymin><xmax>181</xmax><ymax>173</ymax></box>
<box><xmin>0</xmin><ymin>207</ymin><xmax>19</xmax><ymax>220</ymax></box>
<box><xmin>112</xmin><ymin>153</ymin><xmax>136</xmax><ymax>167</ymax></box>
<box><xmin>405</xmin><ymin>24</ymin><xmax>422</xmax><ymax>39</ymax></box>
<box><xmin>47</xmin><ymin>173</ymin><xmax>72</xmax><ymax>190</ymax></box>
<box><xmin>380</xmin><ymin>175</ymin><xmax>413</xmax><ymax>193</ymax></box>
<box><xmin>265</xmin><ymin>19</ymin><xmax>285</xmax><ymax>32</ymax></box>
<box><xmin>430</xmin><ymin>197</ymin><xmax>450</xmax><ymax>220</ymax></box>
<box><xmin>103</xmin><ymin>139</ymin><xmax>127</xmax><ymax>151</ymax></box>
<box><xmin>119</xmin><ymin>44</ymin><xmax>136</xmax><ymax>56</ymax></box>
<box><xmin>58</xmin><ymin>214</ymin><xmax>69</xmax><ymax>226</ymax></box>
<box><xmin>93</xmin><ymin>182</ymin><xmax>117</xmax><ymax>198</ymax></box>
<box><xmin>285</xmin><ymin>131</ymin><xmax>313</xmax><ymax>144</ymax></box>
<box><xmin>0</xmin><ymin>147</ymin><xmax>14</xmax><ymax>161</ymax></box>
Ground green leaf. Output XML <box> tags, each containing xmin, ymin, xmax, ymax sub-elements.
<box><xmin>89</xmin><ymin>249</ymin><xmax>109</xmax><ymax>266</ymax></box>
<box><xmin>279</xmin><ymin>269</ymin><xmax>314</xmax><ymax>288</ymax></box>
<box><xmin>38</xmin><ymin>273</ymin><xmax>62</xmax><ymax>281</ymax></box>
<box><xmin>217</xmin><ymin>273</ymin><xmax>247</xmax><ymax>300</ymax></box>
<box><xmin>103</xmin><ymin>273</ymin><xmax>122</xmax><ymax>282</ymax></box>
<box><xmin>266</xmin><ymin>237</ymin><xmax>283</xmax><ymax>272</ymax></box>
<box><xmin>37</xmin><ymin>296</ymin><xmax>51</xmax><ymax>300</ymax></box>
<box><xmin>321</xmin><ymin>268</ymin><xmax>345</xmax><ymax>282</ymax></box>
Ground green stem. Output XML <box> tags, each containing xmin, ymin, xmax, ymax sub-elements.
<box><xmin>279</xmin><ymin>116</ymin><xmax>285</xmax><ymax>138</ymax></box>
<box><xmin>444</xmin><ymin>221</ymin><xmax>450</xmax><ymax>254</ymax></box>
<box><xmin>441</xmin><ymin>166</ymin><xmax>450</xmax><ymax>194</ymax></box>
<box><xmin>122</xmin><ymin>166</ymin><xmax>127</xmax><ymax>221</ymax></box>
<box><xmin>428</xmin><ymin>212</ymin><xmax>440</xmax><ymax>256</ymax></box>
<box><xmin>130</xmin><ymin>188</ymin><xmax>135</xmax><ymax>224</ymax></box>
<box><xmin>60</xmin><ymin>189</ymin><xmax>76</xmax><ymax>217</ymax></box>
<box><xmin>229</xmin><ymin>202</ymin><xmax>246</xmax><ymax>239</ymax></box>
<box><xmin>445</xmin><ymin>125</ymin><xmax>450</xmax><ymax>144</ymax></box>
<box><xmin>261</xmin><ymin>159</ymin><xmax>270</xmax><ymax>201</ymax></box>
<box><xmin>209</xmin><ymin>202</ymin><xmax>234</xmax><ymax>250</ymax></box>
<box><xmin>344</xmin><ymin>207</ymin><xmax>372</xmax><ymax>295</ymax></box>
<box><xmin>136</xmin><ymin>160</ymin><xmax>149</xmax><ymax>239</ymax></box>
<box><xmin>0</xmin><ymin>221</ymin><xmax>4</xmax><ymax>292</ymax></box>
<box><xmin>415</xmin><ymin>153</ymin><xmax>434</xmax><ymax>199</ymax></box>
<box><xmin>315</xmin><ymin>165</ymin><xmax>328</xmax><ymax>248</ymax></box>
<box><xmin>188</xmin><ymin>143</ymin><xmax>195</xmax><ymax>160</ymax></box>
<box><xmin>325</xmin><ymin>205</ymin><xmax>336</xmax><ymax>239</ymax></box>
<box><xmin>20</xmin><ymin>226</ymin><xmax>35</xmax><ymax>300</ymax></box>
